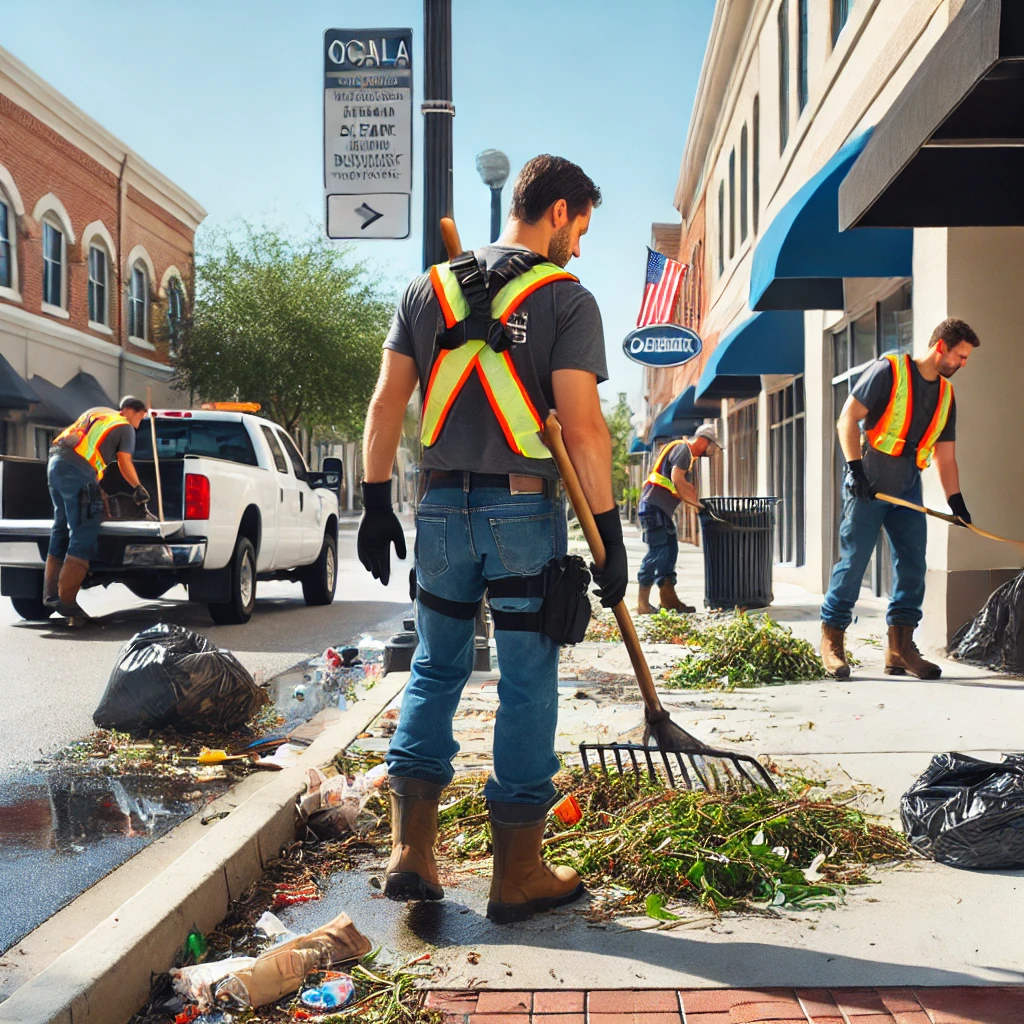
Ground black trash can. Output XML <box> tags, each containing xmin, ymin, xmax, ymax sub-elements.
<box><xmin>698</xmin><ymin>497</ymin><xmax>779</xmax><ymax>609</ymax></box>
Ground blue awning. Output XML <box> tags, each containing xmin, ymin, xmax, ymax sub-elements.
<box><xmin>695</xmin><ymin>310</ymin><xmax>805</xmax><ymax>401</ymax></box>
<box><xmin>628</xmin><ymin>437</ymin><xmax>651</xmax><ymax>455</ymax></box>
<box><xmin>646</xmin><ymin>386</ymin><xmax>717</xmax><ymax>443</ymax></box>
<box><xmin>750</xmin><ymin>128</ymin><xmax>913</xmax><ymax>311</ymax></box>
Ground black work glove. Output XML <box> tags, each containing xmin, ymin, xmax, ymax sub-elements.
<box><xmin>357</xmin><ymin>481</ymin><xmax>407</xmax><ymax>585</ymax></box>
<box><xmin>846</xmin><ymin>459</ymin><xmax>875</xmax><ymax>501</ymax></box>
<box><xmin>590</xmin><ymin>507</ymin><xmax>628</xmax><ymax>608</ymax></box>
<box><xmin>133</xmin><ymin>484</ymin><xmax>151</xmax><ymax>506</ymax></box>
<box><xmin>948</xmin><ymin>492</ymin><xmax>971</xmax><ymax>526</ymax></box>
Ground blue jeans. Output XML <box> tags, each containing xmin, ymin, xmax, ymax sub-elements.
<box><xmin>386</xmin><ymin>484</ymin><xmax>567</xmax><ymax>808</ymax></box>
<box><xmin>637</xmin><ymin>506</ymin><xmax>678</xmax><ymax>586</ymax></box>
<box><xmin>47</xmin><ymin>456</ymin><xmax>102</xmax><ymax>562</ymax></box>
<box><xmin>821</xmin><ymin>472</ymin><xmax>926</xmax><ymax>630</ymax></box>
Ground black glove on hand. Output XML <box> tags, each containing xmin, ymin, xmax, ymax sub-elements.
<box><xmin>133</xmin><ymin>484</ymin><xmax>151</xmax><ymax>506</ymax></box>
<box><xmin>948</xmin><ymin>492</ymin><xmax>971</xmax><ymax>526</ymax></box>
<box><xmin>357</xmin><ymin>481</ymin><xmax>407</xmax><ymax>585</ymax></box>
<box><xmin>846</xmin><ymin>459</ymin><xmax>875</xmax><ymax>501</ymax></box>
<box><xmin>590</xmin><ymin>507</ymin><xmax>628</xmax><ymax>608</ymax></box>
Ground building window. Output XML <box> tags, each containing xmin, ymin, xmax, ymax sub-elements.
<box><xmin>128</xmin><ymin>264</ymin><xmax>148</xmax><ymax>340</ymax></box>
<box><xmin>797</xmin><ymin>0</ymin><xmax>809</xmax><ymax>113</ymax></box>
<box><xmin>166</xmin><ymin>277</ymin><xmax>185</xmax><ymax>355</ymax></box>
<box><xmin>728</xmin><ymin>398</ymin><xmax>758</xmax><ymax>496</ymax></box>
<box><xmin>778</xmin><ymin>0</ymin><xmax>790</xmax><ymax>152</ymax></box>
<box><xmin>728</xmin><ymin>149</ymin><xmax>736</xmax><ymax>260</ymax></box>
<box><xmin>0</xmin><ymin>201</ymin><xmax>10</xmax><ymax>289</ymax></box>
<box><xmin>34</xmin><ymin>426</ymin><xmax>58</xmax><ymax>460</ymax></box>
<box><xmin>691</xmin><ymin>242</ymin><xmax>702</xmax><ymax>326</ymax></box>
<box><xmin>42</xmin><ymin>220</ymin><xmax>63</xmax><ymax>307</ymax></box>
<box><xmin>832</xmin><ymin>0</ymin><xmax>852</xmax><ymax>46</ymax></box>
<box><xmin>752</xmin><ymin>96</ymin><xmax>760</xmax><ymax>235</ymax></box>
<box><xmin>740</xmin><ymin>125</ymin><xmax>749</xmax><ymax>243</ymax></box>
<box><xmin>769</xmin><ymin>378</ymin><xmax>805</xmax><ymax>566</ymax></box>
<box><xmin>88</xmin><ymin>245</ymin><xmax>107</xmax><ymax>326</ymax></box>
<box><xmin>718</xmin><ymin>182</ymin><xmax>725</xmax><ymax>275</ymax></box>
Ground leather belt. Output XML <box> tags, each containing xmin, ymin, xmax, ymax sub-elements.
<box><xmin>426</xmin><ymin>470</ymin><xmax>551</xmax><ymax>494</ymax></box>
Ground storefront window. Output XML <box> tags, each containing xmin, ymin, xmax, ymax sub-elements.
<box><xmin>769</xmin><ymin>379</ymin><xmax>805</xmax><ymax>566</ymax></box>
<box><xmin>880</xmin><ymin>283</ymin><xmax>913</xmax><ymax>354</ymax></box>
<box><xmin>728</xmin><ymin>398</ymin><xmax>758</xmax><ymax>496</ymax></box>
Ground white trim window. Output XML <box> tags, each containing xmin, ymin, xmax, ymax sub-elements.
<box><xmin>42</xmin><ymin>219</ymin><xmax>65</xmax><ymax>309</ymax></box>
<box><xmin>128</xmin><ymin>263</ymin><xmax>148</xmax><ymax>341</ymax></box>
<box><xmin>88</xmin><ymin>245</ymin><xmax>108</xmax><ymax>327</ymax></box>
<box><xmin>0</xmin><ymin>199</ymin><xmax>11</xmax><ymax>290</ymax></box>
<box><xmin>166</xmin><ymin>276</ymin><xmax>185</xmax><ymax>355</ymax></box>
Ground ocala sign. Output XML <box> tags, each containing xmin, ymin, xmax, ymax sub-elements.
<box><xmin>622</xmin><ymin>324</ymin><xmax>703</xmax><ymax>368</ymax></box>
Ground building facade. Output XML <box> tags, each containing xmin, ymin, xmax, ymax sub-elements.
<box><xmin>0</xmin><ymin>45</ymin><xmax>205</xmax><ymax>457</ymax></box>
<box><xmin>645</xmin><ymin>0</ymin><xmax>1023</xmax><ymax>648</ymax></box>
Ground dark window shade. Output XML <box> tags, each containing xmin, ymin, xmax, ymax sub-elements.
<box><xmin>718</xmin><ymin>182</ymin><xmax>725</xmax><ymax>274</ymax></box>
<box><xmin>778</xmin><ymin>0</ymin><xmax>790</xmax><ymax>151</ymax></box>
<box><xmin>740</xmin><ymin>125</ymin><xmax>749</xmax><ymax>242</ymax></box>
<box><xmin>0</xmin><ymin>202</ymin><xmax>10</xmax><ymax>289</ymax></box>
<box><xmin>831</xmin><ymin>0</ymin><xmax>851</xmax><ymax>46</ymax></box>
<box><xmin>797</xmin><ymin>0</ymin><xmax>809</xmax><ymax>112</ymax></box>
<box><xmin>752</xmin><ymin>96</ymin><xmax>760</xmax><ymax>235</ymax></box>
<box><xmin>42</xmin><ymin>222</ymin><xmax>62</xmax><ymax>306</ymax></box>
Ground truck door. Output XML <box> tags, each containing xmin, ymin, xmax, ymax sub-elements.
<box><xmin>274</xmin><ymin>429</ymin><xmax>322</xmax><ymax>561</ymax></box>
<box><xmin>260</xmin><ymin>426</ymin><xmax>302</xmax><ymax>568</ymax></box>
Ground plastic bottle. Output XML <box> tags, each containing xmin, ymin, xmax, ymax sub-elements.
<box><xmin>300</xmin><ymin>973</ymin><xmax>356</xmax><ymax>1009</ymax></box>
<box><xmin>356</xmin><ymin>634</ymin><xmax>386</xmax><ymax>680</ymax></box>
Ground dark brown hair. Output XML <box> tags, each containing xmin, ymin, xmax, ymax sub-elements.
<box><xmin>119</xmin><ymin>395</ymin><xmax>147</xmax><ymax>413</ymax></box>
<box><xmin>929</xmin><ymin>317</ymin><xmax>980</xmax><ymax>349</ymax></box>
<box><xmin>509</xmin><ymin>155</ymin><xmax>602</xmax><ymax>224</ymax></box>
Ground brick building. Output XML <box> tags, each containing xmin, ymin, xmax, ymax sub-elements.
<box><xmin>0</xmin><ymin>44</ymin><xmax>205</xmax><ymax>457</ymax></box>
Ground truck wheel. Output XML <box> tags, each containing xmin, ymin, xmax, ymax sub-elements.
<box><xmin>208</xmin><ymin>537</ymin><xmax>257</xmax><ymax>625</ymax></box>
<box><xmin>11</xmin><ymin>596</ymin><xmax>52</xmax><ymax>621</ymax></box>
<box><xmin>302</xmin><ymin>533</ymin><xmax>337</xmax><ymax>606</ymax></box>
<box><xmin>126</xmin><ymin>580</ymin><xmax>174</xmax><ymax>601</ymax></box>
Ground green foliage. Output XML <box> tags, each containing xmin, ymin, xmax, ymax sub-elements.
<box><xmin>604</xmin><ymin>391</ymin><xmax>634</xmax><ymax>501</ymax></box>
<box><xmin>174</xmin><ymin>224</ymin><xmax>394</xmax><ymax>437</ymax></box>
<box><xmin>663</xmin><ymin>613</ymin><xmax>826</xmax><ymax>689</ymax></box>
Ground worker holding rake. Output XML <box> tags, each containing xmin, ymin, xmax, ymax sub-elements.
<box><xmin>821</xmin><ymin>317</ymin><xmax>980</xmax><ymax>680</ymax></box>
<box><xmin>357</xmin><ymin>156</ymin><xmax>626</xmax><ymax>923</ymax></box>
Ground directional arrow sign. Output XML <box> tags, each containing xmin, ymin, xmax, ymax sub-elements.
<box><xmin>355</xmin><ymin>202</ymin><xmax>385</xmax><ymax>230</ymax></box>
<box><xmin>327</xmin><ymin>193</ymin><xmax>410</xmax><ymax>239</ymax></box>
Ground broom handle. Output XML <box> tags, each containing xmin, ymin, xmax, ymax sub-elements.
<box><xmin>146</xmin><ymin>386</ymin><xmax>164</xmax><ymax>521</ymax></box>
<box><xmin>542</xmin><ymin>413</ymin><xmax>666</xmax><ymax>717</ymax></box>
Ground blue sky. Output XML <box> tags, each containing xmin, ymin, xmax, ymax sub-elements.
<box><xmin>5</xmin><ymin>0</ymin><xmax>713</xmax><ymax>410</ymax></box>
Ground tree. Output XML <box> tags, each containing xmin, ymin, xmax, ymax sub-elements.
<box><xmin>604</xmin><ymin>391</ymin><xmax>634</xmax><ymax>502</ymax></box>
<box><xmin>174</xmin><ymin>225</ymin><xmax>393</xmax><ymax>438</ymax></box>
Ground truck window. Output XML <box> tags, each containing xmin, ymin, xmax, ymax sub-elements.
<box><xmin>260</xmin><ymin>426</ymin><xmax>288</xmax><ymax>474</ymax></box>
<box><xmin>135</xmin><ymin>420</ymin><xmax>258</xmax><ymax>466</ymax></box>
<box><xmin>276</xmin><ymin>430</ymin><xmax>308</xmax><ymax>482</ymax></box>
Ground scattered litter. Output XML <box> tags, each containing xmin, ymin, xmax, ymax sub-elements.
<box><xmin>186</xmin><ymin>930</ymin><xmax>208</xmax><ymax>961</ymax></box>
<box><xmin>258</xmin><ymin>743</ymin><xmax>305</xmax><ymax>769</ymax></box>
<box><xmin>297</xmin><ymin>767</ymin><xmax>377</xmax><ymax>838</ymax></box>
<box><xmin>357</xmin><ymin>634</ymin><xmax>386</xmax><ymax>680</ymax></box>
<box><xmin>171</xmin><ymin>957</ymin><xmax>256</xmax><ymax>1012</ymax></box>
<box><xmin>299</xmin><ymin>972</ymin><xmax>355</xmax><ymax>1009</ymax></box>
<box><xmin>466</xmin><ymin>951</ymin><xmax>480</xmax><ymax>965</ymax></box>
<box><xmin>253</xmin><ymin>911</ymin><xmax>298</xmax><ymax>948</ymax></box>
<box><xmin>94</xmin><ymin>624</ymin><xmax>268</xmax><ymax>734</ymax></box>
<box><xmin>270</xmin><ymin>882</ymin><xmax>319</xmax><ymax>910</ymax></box>
<box><xmin>292</xmin><ymin>685</ymin><xmax>306</xmax><ymax>701</ymax></box>
<box><xmin>551</xmin><ymin>793</ymin><xmax>583</xmax><ymax>826</ymax></box>
<box><xmin>200</xmin><ymin>810</ymin><xmax>230</xmax><ymax>826</ymax></box>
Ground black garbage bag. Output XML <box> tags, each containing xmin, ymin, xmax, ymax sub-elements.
<box><xmin>947</xmin><ymin>570</ymin><xmax>1024</xmax><ymax>673</ymax></box>
<box><xmin>93</xmin><ymin>623</ymin><xmax>268</xmax><ymax>734</ymax></box>
<box><xmin>900</xmin><ymin>752</ymin><xmax>1024</xmax><ymax>869</ymax></box>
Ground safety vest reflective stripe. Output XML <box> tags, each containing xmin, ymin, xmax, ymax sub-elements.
<box><xmin>53</xmin><ymin>408</ymin><xmax>130</xmax><ymax>479</ymax></box>
<box><xmin>917</xmin><ymin>376</ymin><xmax>952</xmax><ymax>469</ymax></box>
<box><xmin>644</xmin><ymin>439</ymin><xmax>689</xmax><ymax>497</ymax></box>
<box><xmin>421</xmin><ymin>261</ymin><xmax>578</xmax><ymax>459</ymax></box>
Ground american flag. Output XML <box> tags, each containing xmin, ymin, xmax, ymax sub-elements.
<box><xmin>636</xmin><ymin>248</ymin><xmax>687</xmax><ymax>328</ymax></box>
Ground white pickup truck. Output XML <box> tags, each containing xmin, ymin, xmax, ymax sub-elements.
<box><xmin>0</xmin><ymin>409</ymin><xmax>343</xmax><ymax>624</ymax></box>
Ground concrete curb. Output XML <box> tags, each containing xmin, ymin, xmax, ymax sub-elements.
<box><xmin>0</xmin><ymin>671</ymin><xmax>409</xmax><ymax>1024</ymax></box>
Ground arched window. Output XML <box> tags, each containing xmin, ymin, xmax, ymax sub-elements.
<box><xmin>166</xmin><ymin>277</ymin><xmax>185</xmax><ymax>354</ymax></box>
<box><xmin>81</xmin><ymin>222</ymin><xmax>116</xmax><ymax>331</ymax></box>
<box><xmin>0</xmin><ymin>162</ymin><xmax>25</xmax><ymax>299</ymax></box>
<box><xmin>128</xmin><ymin>262</ymin><xmax>148</xmax><ymax>341</ymax></box>
<box><xmin>42</xmin><ymin>217</ymin><xmax>66</xmax><ymax>310</ymax></box>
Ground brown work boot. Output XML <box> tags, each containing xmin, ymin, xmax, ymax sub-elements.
<box><xmin>383</xmin><ymin>776</ymin><xmax>444</xmax><ymax>902</ymax></box>
<box><xmin>885</xmin><ymin>625</ymin><xmax>941</xmax><ymax>680</ymax></box>
<box><xmin>658</xmin><ymin>581</ymin><xmax>696</xmax><ymax>614</ymax></box>
<box><xmin>486</xmin><ymin>810</ymin><xmax>585</xmax><ymax>924</ymax></box>
<box><xmin>820</xmin><ymin>623</ymin><xmax>851</xmax><ymax>679</ymax></box>
<box><xmin>43</xmin><ymin>555</ymin><xmax>62</xmax><ymax>609</ymax></box>
<box><xmin>637</xmin><ymin>584</ymin><xmax>657</xmax><ymax>615</ymax></box>
<box><xmin>56</xmin><ymin>555</ymin><xmax>90</xmax><ymax>623</ymax></box>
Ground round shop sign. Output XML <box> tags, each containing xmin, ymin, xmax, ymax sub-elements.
<box><xmin>622</xmin><ymin>324</ymin><xmax>703</xmax><ymax>368</ymax></box>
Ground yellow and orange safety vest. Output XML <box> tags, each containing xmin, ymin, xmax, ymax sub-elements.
<box><xmin>54</xmin><ymin>408</ymin><xmax>131</xmax><ymax>480</ymax></box>
<box><xmin>644</xmin><ymin>439</ymin><xmax>692</xmax><ymax>498</ymax></box>
<box><xmin>864</xmin><ymin>353</ymin><xmax>952</xmax><ymax>470</ymax></box>
<box><xmin>422</xmin><ymin>260</ymin><xmax>577</xmax><ymax>459</ymax></box>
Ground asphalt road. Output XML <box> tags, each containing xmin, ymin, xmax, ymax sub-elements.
<box><xmin>0</xmin><ymin>520</ymin><xmax>415</xmax><ymax>772</ymax></box>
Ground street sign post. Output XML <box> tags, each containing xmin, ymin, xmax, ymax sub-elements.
<box><xmin>323</xmin><ymin>28</ymin><xmax>413</xmax><ymax>240</ymax></box>
<box><xmin>622</xmin><ymin>324</ymin><xmax>703</xmax><ymax>368</ymax></box>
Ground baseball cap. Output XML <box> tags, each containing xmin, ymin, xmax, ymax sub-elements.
<box><xmin>692</xmin><ymin>423</ymin><xmax>724</xmax><ymax>449</ymax></box>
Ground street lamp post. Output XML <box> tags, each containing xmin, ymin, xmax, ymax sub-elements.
<box><xmin>422</xmin><ymin>0</ymin><xmax>454</xmax><ymax>269</ymax></box>
<box><xmin>476</xmin><ymin>149</ymin><xmax>510</xmax><ymax>243</ymax></box>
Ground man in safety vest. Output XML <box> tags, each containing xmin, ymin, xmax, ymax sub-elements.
<box><xmin>636</xmin><ymin>424</ymin><xmax>721</xmax><ymax>615</ymax></box>
<box><xmin>821</xmin><ymin>318</ymin><xmax>980</xmax><ymax>679</ymax></box>
<box><xmin>45</xmin><ymin>396</ymin><xmax>149</xmax><ymax>623</ymax></box>
<box><xmin>357</xmin><ymin>155</ymin><xmax>622</xmax><ymax>924</ymax></box>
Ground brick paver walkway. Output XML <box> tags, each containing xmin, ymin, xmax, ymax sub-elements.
<box><xmin>425</xmin><ymin>988</ymin><xmax>1024</xmax><ymax>1024</ymax></box>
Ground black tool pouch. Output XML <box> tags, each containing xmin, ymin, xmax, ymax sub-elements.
<box><xmin>80</xmin><ymin>482</ymin><xmax>105</xmax><ymax>520</ymax></box>
<box><xmin>539</xmin><ymin>555</ymin><xmax>592</xmax><ymax>645</ymax></box>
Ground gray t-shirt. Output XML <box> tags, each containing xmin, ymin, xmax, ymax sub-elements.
<box><xmin>639</xmin><ymin>440</ymin><xmax>693</xmax><ymax>516</ymax></box>
<box><xmin>385</xmin><ymin>245</ymin><xmax>607</xmax><ymax>479</ymax></box>
<box><xmin>852</xmin><ymin>356</ymin><xmax>955</xmax><ymax>494</ymax></box>
<box><xmin>51</xmin><ymin>408</ymin><xmax>135</xmax><ymax>478</ymax></box>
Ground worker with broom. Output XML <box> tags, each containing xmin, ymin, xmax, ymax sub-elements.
<box><xmin>820</xmin><ymin>318</ymin><xmax>980</xmax><ymax>680</ymax></box>
<box><xmin>357</xmin><ymin>155</ymin><xmax>625</xmax><ymax>923</ymax></box>
<box><xmin>636</xmin><ymin>424</ymin><xmax>722</xmax><ymax>616</ymax></box>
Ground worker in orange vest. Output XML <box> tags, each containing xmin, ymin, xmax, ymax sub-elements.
<box><xmin>821</xmin><ymin>318</ymin><xmax>979</xmax><ymax>680</ymax></box>
<box><xmin>357</xmin><ymin>156</ymin><xmax>621</xmax><ymax>925</ymax></box>
<box><xmin>45</xmin><ymin>396</ymin><xmax>149</xmax><ymax>624</ymax></box>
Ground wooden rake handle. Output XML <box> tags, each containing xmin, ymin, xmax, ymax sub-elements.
<box><xmin>876</xmin><ymin>491</ymin><xmax>1024</xmax><ymax>553</ymax></box>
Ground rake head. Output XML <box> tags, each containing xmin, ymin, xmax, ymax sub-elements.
<box><xmin>579</xmin><ymin>710</ymin><xmax>776</xmax><ymax>793</ymax></box>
